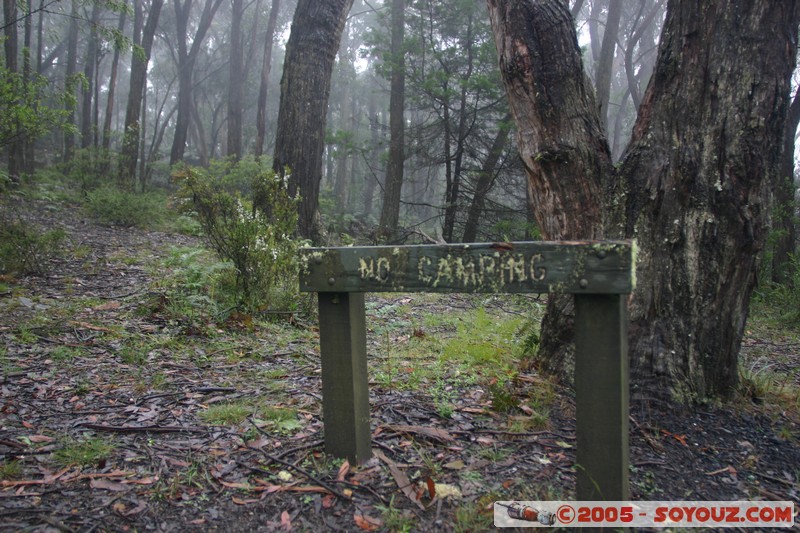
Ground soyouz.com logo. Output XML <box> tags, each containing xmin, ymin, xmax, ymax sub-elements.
<box><xmin>493</xmin><ymin>501</ymin><xmax>796</xmax><ymax>528</ymax></box>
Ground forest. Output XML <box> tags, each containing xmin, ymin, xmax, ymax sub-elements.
<box><xmin>1</xmin><ymin>0</ymin><xmax>799</xmax><ymax>530</ymax></box>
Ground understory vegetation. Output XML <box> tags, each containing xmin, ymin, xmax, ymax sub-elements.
<box><xmin>0</xmin><ymin>167</ymin><xmax>798</xmax><ymax>531</ymax></box>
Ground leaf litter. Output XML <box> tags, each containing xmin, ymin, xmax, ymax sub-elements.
<box><xmin>0</xmin><ymin>200</ymin><xmax>798</xmax><ymax>531</ymax></box>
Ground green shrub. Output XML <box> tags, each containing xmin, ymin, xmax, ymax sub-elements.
<box><xmin>56</xmin><ymin>147</ymin><xmax>114</xmax><ymax>192</ymax></box>
<box><xmin>0</xmin><ymin>213</ymin><xmax>66</xmax><ymax>276</ymax></box>
<box><xmin>84</xmin><ymin>185</ymin><xmax>166</xmax><ymax>228</ymax></box>
<box><xmin>175</xmin><ymin>161</ymin><xmax>301</xmax><ymax>313</ymax></box>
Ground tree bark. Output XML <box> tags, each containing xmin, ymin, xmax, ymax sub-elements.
<box><xmin>594</xmin><ymin>0</ymin><xmax>622</xmax><ymax>131</ymax></box>
<box><xmin>443</xmin><ymin>9</ymin><xmax>475</xmax><ymax>243</ymax></box>
<box><xmin>254</xmin><ymin>0</ymin><xmax>281</xmax><ymax>158</ymax></box>
<box><xmin>487</xmin><ymin>0</ymin><xmax>800</xmax><ymax>400</ymax></box>
<box><xmin>120</xmin><ymin>0</ymin><xmax>163</xmax><ymax>187</ymax></box>
<box><xmin>169</xmin><ymin>0</ymin><xmax>225</xmax><ymax>165</ymax></box>
<box><xmin>102</xmin><ymin>4</ymin><xmax>127</xmax><ymax>153</ymax></box>
<box><xmin>771</xmin><ymin>86</ymin><xmax>800</xmax><ymax>285</ymax></box>
<box><xmin>621</xmin><ymin>0</ymin><xmax>800</xmax><ymax>399</ymax></box>
<box><xmin>271</xmin><ymin>0</ymin><xmax>353</xmax><ymax>242</ymax></box>
<box><xmin>462</xmin><ymin>112</ymin><xmax>512</xmax><ymax>243</ymax></box>
<box><xmin>80</xmin><ymin>2</ymin><xmax>101</xmax><ymax>149</ymax></box>
<box><xmin>62</xmin><ymin>0</ymin><xmax>79</xmax><ymax>162</ymax></box>
<box><xmin>226</xmin><ymin>0</ymin><xmax>244</xmax><ymax>160</ymax></box>
<box><xmin>3</xmin><ymin>0</ymin><xmax>22</xmax><ymax>177</ymax></box>
<box><xmin>378</xmin><ymin>0</ymin><xmax>406</xmax><ymax>241</ymax></box>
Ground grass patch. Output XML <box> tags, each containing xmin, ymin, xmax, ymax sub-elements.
<box><xmin>200</xmin><ymin>401</ymin><xmax>253</xmax><ymax>426</ymax></box>
<box><xmin>53</xmin><ymin>436</ymin><xmax>115</xmax><ymax>468</ymax></box>
<box><xmin>0</xmin><ymin>460</ymin><xmax>22</xmax><ymax>480</ymax></box>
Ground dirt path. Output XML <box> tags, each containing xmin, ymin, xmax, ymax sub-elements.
<box><xmin>1</xmin><ymin>201</ymin><xmax>799</xmax><ymax>532</ymax></box>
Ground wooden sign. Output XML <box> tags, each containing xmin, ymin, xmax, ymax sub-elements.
<box><xmin>300</xmin><ymin>241</ymin><xmax>634</xmax><ymax>294</ymax></box>
<box><xmin>299</xmin><ymin>240</ymin><xmax>635</xmax><ymax>502</ymax></box>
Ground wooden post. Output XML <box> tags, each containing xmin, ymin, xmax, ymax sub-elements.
<box><xmin>574</xmin><ymin>293</ymin><xmax>630</xmax><ymax>501</ymax></box>
<box><xmin>318</xmin><ymin>292</ymin><xmax>372</xmax><ymax>464</ymax></box>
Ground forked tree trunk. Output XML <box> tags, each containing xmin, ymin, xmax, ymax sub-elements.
<box><xmin>487</xmin><ymin>0</ymin><xmax>800</xmax><ymax>400</ymax></box>
<box><xmin>272</xmin><ymin>0</ymin><xmax>353</xmax><ymax>242</ymax></box>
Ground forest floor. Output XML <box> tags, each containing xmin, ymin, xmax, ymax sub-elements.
<box><xmin>1</xmin><ymin>197</ymin><xmax>799</xmax><ymax>532</ymax></box>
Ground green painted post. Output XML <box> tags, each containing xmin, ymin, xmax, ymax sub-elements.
<box><xmin>574</xmin><ymin>293</ymin><xmax>630</xmax><ymax>501</ymax></box>
<box><xmin>318</xmin><ymin>292</ymin><xmax>372</xmax><ymax>464</ymax></box>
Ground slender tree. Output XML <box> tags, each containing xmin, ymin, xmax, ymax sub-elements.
<box><xmin>462</xmin><ymin>112</ymin><xmax>512</xmax><ymax>243</ymax></box>
<box><xmin>62</xmin><ymin>0</ymin><xmax>79</xmax><ymax>162</ymax></box>
<box><xmin>226</xmin><ymin>0</ymin><xmax>244</xmax><ymax>160</ymax></box>
<box><xmin>487</xmin><ymin>0</ymin><xmax>800</xmax><ymax>399</ymax></box>
<box><xmin>120</xmin><ymin>0</ymin><xmax>163</xmax><ymax>187</ymax></box>
<box><xmin>80</xmin><ymin>2</ymin><xmax>101</xmax><ymax>149</ymax></box>
<box><xmin>772</xmin><ymin>85</ymin><xmax>800</xmax><ymax>285</ymax></box>
<box><xmin>169</xmin><ymin>0</ymin><xmax>225</xmax><ymax>165</ymax></box>
<box><xmin>271</xmin><ymin>0</ymin><xmax>354</xmax><ymax>241</ymax></box>
<box><xmin>254</xmin><ymin>0</ymin><xmax>281</xmax><ymax>158</ymax></box>
<box><xmin>378</xmin><ymin>0</ymin><xmax>405</xmax><ymax>241</ymax></box>
<box><xmin>3</xmin><ymin>0</ymin><xmax>22</xmax><ymax>176</ymax></box>
<box><xmin>102</xmin><ymin>4</ymin><xmax>128</xmax><ymax>153</ymax></box>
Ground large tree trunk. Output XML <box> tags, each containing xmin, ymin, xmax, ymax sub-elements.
<box><xmin>378</xmin><ymin>0</ymin><xmax>405</xmax><ymax>241</ymax></box>
<box><xmin>226</xmin><ymin>0</ymin><xmax>244</xmax><ymax>160</ymax></box>
<box><xmin>271</xmin><ymin>0</ymin><xmax>353</xmax><ymax>242</ymax></box>
<box><xmin>62</xmin><ymin>0</ymin><xmax>79</xmax><ymax>162</ymax></box>
<box><xmin>487</xmin><ymin>0</ymin><xmax>799</xmax><ymax>400</ymax></box>
<box><xmin>254</xmin><ymin>0</ymin><xmax>281</xmax><ymax>158</ymax></box>
<box><xmin>120</xmin><ymin>0</ymin><xmax>163</xmax><ymax>187</ymax></box>
<box><xmin>80</xmin><ymin>2</ymin><xmax>101</xmax><ymax>150</ymax></box>
<box><xmin>3</xmin><ymin>0</ymin><xmax>23</xmax><ymax>177</ymax></box>
<box><xmin>622</xmin><ymin>0</ymin><xmax>800</xmax><ymax>399</ymax></box>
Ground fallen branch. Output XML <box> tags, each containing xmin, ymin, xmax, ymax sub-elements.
<box><xmin>76</xmin><ymin>423</ymin><xmax>207</xmax><ymax>434</ymax></box>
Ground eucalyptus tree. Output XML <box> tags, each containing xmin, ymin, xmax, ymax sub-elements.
<box><xmin>271</xmin><ymin>0</ymin><xmax>354</xmax><ymax>241</ymax></box>
<box><xmin>487</xmin><ymin>0</ymin><xmax>799</xmax><ymax>399</ymax></box>
<box><xmin>169</xmin><ymin>0</ymin><xmax>225</xmax><ymax>165</ymax></box>
<box><xmin>120</xmin><ymin>0</ymin><xmax>164</xmax><ymax>188</ymax></box>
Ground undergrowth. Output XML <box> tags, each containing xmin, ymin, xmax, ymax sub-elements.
<box><xmin>175</xmin><ymin>159</ymin><xmax>302</xmax><ymax>313</ymax></box>
<box><xmin>0</xmin><ymin>210</ymin><xmax>67</xmax><ymax>276</ymax></box>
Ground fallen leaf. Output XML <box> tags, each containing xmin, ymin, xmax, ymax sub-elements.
<box><xmin>218</xmin><ymin>480</ymin><xmax>252</xmax><ymax>490</ymax></box>
<box><xmin>122</xmin><ymin>476</ymin><xmax>157</xmax><ymax>485</ymax></box>
<box><xmin>555</xmin><ymin>440</ymin><xmax>572</xmax><ymax>449</ymax></box>
<box><xmin>93</xmin><ymin>301</ymin><xmax>121</xmax><ymax>311</ymax></box>
<box><xmin>385</xmin><ymin>425</ymin><xmax>454</xmax><ymax>443</ymax></box>
<box><xmin>354</xmin><ymin>510</ymin><xmax>382</xmax><ymax>531</ymax></box>
<box><xmin>27</xmin><ymin>435</ymin><xmax>55</xmax><ymax>443</ymax></box>
<box><xmin>337</xmin><ymin>459</ymin><xmax>350</xmax><ymax>481</ymax></box>
<box><xmin>280</xmin><ymin>510</ymin><xmax>292</xmax><ymax>531</ymax></box>
<box><xmin>322</xmin><ymin>494</ymin><xmax>337</xmax><ymax>509</ymax></box>
<box><xmin>444</xmin><ymin>460</ymin><xmax>465</xmax><ymax>470</ymax></box>
<box><xmin>232</xmin><ymin>496</ymin><xmax>261</xmax><ymax>505</ymax></box>
<box><xmin>123</xmin><ymin>501</ymin><xmax>148</xmax><ymax>516</ymax></box>
<box><xmin>434</xmin><ymin>483</ymin><xmax>462</xmax><ymax>499</ymax></box>
<box><xmin>89</xmin><ymin>478</ymin><xmax>129</xmax><ymax>492</ymax></box>
<box><xmin>706</xmin><ymin>465</ymin><xmax>737</xmax><ymax>476</ymax></box>
<box><xmin>373</xmin><ymin>449</ymin><xmax>426</xmax><ymax>510</ymax></box>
